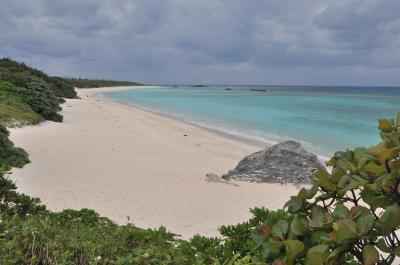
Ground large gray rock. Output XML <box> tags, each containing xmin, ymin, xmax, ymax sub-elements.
<box><xmin>222</xmin><ymin>140</ymin><xmax>325</xmax><ymax>184</ymax></box>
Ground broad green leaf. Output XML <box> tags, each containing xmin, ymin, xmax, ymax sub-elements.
<box><xmin>336</xmin><ymin>219</ymin><xmax>358</xmax><ymax>244</ymax></box>
<box><xmin>360</xmin><ymin>190</ymin><xmax>378</xmax><ymax>205</ymax></box>
<box><xmin>336</xmin><ymin>158</ymin><xmax>357</xmax><ymax>173</ymax></box>
<box><xmin>284</xmin><ymin>198</ymin><xmax>303</xmax><ymax>213</ymax></box>
<box><xmin>309</xmin><ymin>206</ymin><xmax>327</xmax><ymax>229</ymax></box>
<box><xmin>362</xmin><ymin>245</ymin><xmax>379</xmax><ymax>265</ymax></box>
<box><xmin>349</xmin><ymin>206</ymin><xmax>363</xmax><ymax>219</ymax></box>
<box><xmin>326</xmin><ymin>247</ymin><xmax>346</xmax><ymax>264</ymax></box>
<box><xmin>332</xmin><ymin>203</ymin><xmax>349</xmax><ymax>219</ymax></box>
<box><xmin>396</xmin><ymin>111</ymin><xmax>400</xmax><ymax>127</ymax></box>
<box><xmin>297</xmin><ymin>188</ymin><xmax>309</xmax><ymax>201</ymax></box>
<box><xmin>310</xmin><ymin>231</ymin><xmax>330</xmax><ymax>244</ymax></box>
<box><xmin>370</xmin><ymin>196</ymin><xmax>395</xmax><ymax>210</ymax></box>
<box><xmin>306</xmin><ymin>184</ymin><xmax>318</xmax><ymax>199</ymax></box>
<box><xmin>290</xmin><ymin>215</ymin><xmax>308</xmax><ymax>236</ymax></box>
<box><xmin>380</xmin><ymin>204</ymin><xmax>400</xmax><ymax>232</ymax></box>
<box><xmin>351</xmin><ymin>173</ymin><xmax>370</xmax><ymax>183</ymax></box>
<box><xmin>382</xmin><ymin>171</ymin><xmax>398</xmax><ymax>187</ymax></box>
<box><xmin>337</xmin><ymin>175</ymin><xmax>349</xmax><ymax>188</ymax></box>
<box><xmin>356</xmin><ymin>213</ymin><xmax>375</xmax><ymax>235</ymax></box>
<box><xmin>314</xmin><ymin>170</ymin><xmax>336</xmax><ymax>191</ymax></box>
<box><xmin>261</xmin><ymin>242</ymin><xmax>283</xmax><ymax>260</ymax></box>
<box><xmin>306</xmin><ymin>244</ymin><xmax>329</xmax><ymax>265</ymax></box>
<box><xmin>331</xmin><ymin>167</ymin><xmax>346</xmax><ymax>183</ymax></box>
<box><xmin>363</xmin><ymin>162</ymin><xmax>387</xmax><ymax>179</ymax></box>
<box><xmin>284</xmin><ymin>240</ymin><xmax>304</xmax><ymax>265</ymax></box>
<box><xmin>364</xmin><ymin>183</ymin><xmax>379</xmax><ymax>192</ymax></box>
<box><xmin>271</xmin><ymin>220</ymin><xmax>289</xmax><ymax>238</ymax></box>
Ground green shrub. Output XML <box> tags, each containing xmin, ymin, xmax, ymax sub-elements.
<box><xmin>0</xmin><ymin>58</ymin><xmax>76</xmax><ymax>98</ymax></box>
<box><xmin>0</xmin><ymin>124</ymin><xmax>30</xmax><ymax>172</ymax></box>
<box><xmin>58</xmin><ymin>77</ymin><xmax>142</xmax><ymax>88</ymax></box>
<box><xmin>0</xmin><ymin>174</ymin><xmax>45</xmax><ymax>217</ymax></box>
<box><xmin>0</xmin><ymin>113</ymin><xmax>399</xmax><ymax>264</ymax></box>
<box><xmin>0</xmin><ymin>209</ymin><xmax>193</xmax><ymax>265</ymax></box>
<box><xmin>0</xmin><ymin>81</ymin><xmax>43</xmax><ymax>126</ymax></box>
<box><xmin>48</xmin><ymin>77</ymin><xmax>78</xmax><ymax>98</ymax></box>
<box><xmin>0</xmin><ymin>74</ymin><xmax>65</xmax><ymax>124</ymax></box>
<box><xmin>22</xmin><ymin>77</ymin><xmax>63</xmax><ymax>122</ymax></box>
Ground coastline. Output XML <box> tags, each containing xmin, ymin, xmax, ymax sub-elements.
<box><xmin>101</xmin><ymin>86</ymin><xmax>331</xmax><ymax>161</ymax></box>
<box><xmin>99</xmin><ymin>93</ymin><xmax>267</xmax><ymax>150</ymax></box>
<box><xmin>9</xmin><ymin>86</ymin><xmax>304</xmax><ymax>239</ymax></box>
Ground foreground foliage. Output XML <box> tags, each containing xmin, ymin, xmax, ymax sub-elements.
<box><xmin>0</xmin><ymin>113</ymin><xmax>399</xmax><ymax>264</ymax></box>
<box><xmin>223</xmin><ymin>114</ymin><xmax>400</xmax><ymax>264</ymax></box>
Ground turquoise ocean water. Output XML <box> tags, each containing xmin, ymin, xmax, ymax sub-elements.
<box><xmin>103</xmin><ymin>86</ymin><xmax>400</xmax><ymax>158</ymax></box>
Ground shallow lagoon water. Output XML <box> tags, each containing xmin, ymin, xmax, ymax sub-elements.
<box><xmin>104</xmin><ymin>85</ymin><xmax>400</xmax><ymax>157</ymax></box>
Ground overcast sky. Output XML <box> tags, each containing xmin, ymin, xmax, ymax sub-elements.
<box><xmin>1</xmin><ymin>0</ymin><xmax>400</xmax><ymax>86</ymax></box>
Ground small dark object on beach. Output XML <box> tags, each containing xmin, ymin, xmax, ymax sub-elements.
<box><xmin>183</xmin><ymin>134</ymin><xmax>188</xmax><ymax>137</ymax></box>
<box><xmin>249</xmin><ymin>88</ymin><xmax>268</xmax><ymax>92</ymax></box>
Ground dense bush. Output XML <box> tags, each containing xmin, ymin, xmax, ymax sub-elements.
<box><xmin>0</xmin><ymin>58</ymin><xmax>74</xmax><ymax>124</ymax></box>
<box><xmin>0</xmin><ymin>124</ymin><xmax>30</xmax><ymax>172</ymax></box>
<box><xmin>57</xmin><ymin>77</ymin><xmax>142</xmax><ymax>88</ymax></box>
<box><xmin>0</xmin><ymin>58</ymin><xmax>76</xmax><ymax>98</ymax></box>
<box><xmin>0</xmin><ymin>113</ymin><xmax>399</xmax><ymax>264</ymax></box>
<box><xmin>0</xmin><ymin>81</ymin><xmax>43</xmax><ymax>126</ymax></box>
<box><xmin>0</xmin><ymin>207</ymin><xmax>188</xmax><ymax>264</ymax></box>
<box><xmin>48</xmin><ymin>76</ymin><xmax>78</xmax><ymax>98</ymax></box>
<box><xmin>22</xmin><ymin>77</ymin><xmax>64</xmax><ymax>122</ymax></box>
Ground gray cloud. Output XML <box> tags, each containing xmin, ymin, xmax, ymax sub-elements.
<box><xmin>0</xmin><ymin>0</ymin><xmax>399</xmax><ymax>85</ymax></box>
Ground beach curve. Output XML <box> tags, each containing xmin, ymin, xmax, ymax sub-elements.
<box><xmin>9</xmin><ymin>86</ymin><xmax>303</xmax><ymax>238</ymax></box>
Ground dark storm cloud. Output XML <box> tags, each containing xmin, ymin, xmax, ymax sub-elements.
<box><xmin>1</xmin><ymin>0</ymin><xmax>399</xmax><ymax>85</ymax></box>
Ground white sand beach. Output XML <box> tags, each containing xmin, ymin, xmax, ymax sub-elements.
<box><xmin>9</xmin><ymin>86</ymin><xmax>303</xmax><ymax>239</ymax></box>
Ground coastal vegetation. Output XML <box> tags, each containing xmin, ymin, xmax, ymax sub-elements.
<box><xmin>0</xmin><ymin>78</ymin><xmax>63</xmax><ymax>125</ymax></box>
<box><xmin>0</xmin><ymin>59</ymin><xmax>399</xmax><ymax>264</ymax></box>
<box><xmin>0</xmin><ymin>58</ymin><xmax>76</xmax><ymax>99</ymax></box>
<box><xmin>1</xmin><ymin>112</ymin><xmax>400</xmax><ymax>263</ymax></box>
<box><xmin>0</xmin><ymin>124</ymin><xmax>29</xmax><ymax>172</ymax></box>
<box><xmin>0</xmin><ymin>81</ymin><xmax>43</xmax><ymax>126</ymax></box>
<box><xmin>56</xmin><ymin>77</ymin><xmax>142</xmax><ymax>88</ymax></box>
<box><xmin>0</xmin><ymin>58</ymin><xmax>141</xmax><ymax>125</ymax></box>
<box><xmin>0</xmin><ymin>58</ymin><xmax>74</xmax><ymax>125</ymax></box>
<box><xmin>22</xmin><ymin>78</ymin><xmax>64</xmax><ymax>122</ymax></box>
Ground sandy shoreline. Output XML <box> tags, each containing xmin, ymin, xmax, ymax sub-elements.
<box><xmin>9</xmin><ymin>86</ymin><xmax>303</xmax><ymax>238</ymax></box>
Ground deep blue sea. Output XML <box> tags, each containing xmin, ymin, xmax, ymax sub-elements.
<box><xmin>103</xmin><ymin>85</ymin><xmax>400</xmax><ymax>158</ymax></box>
